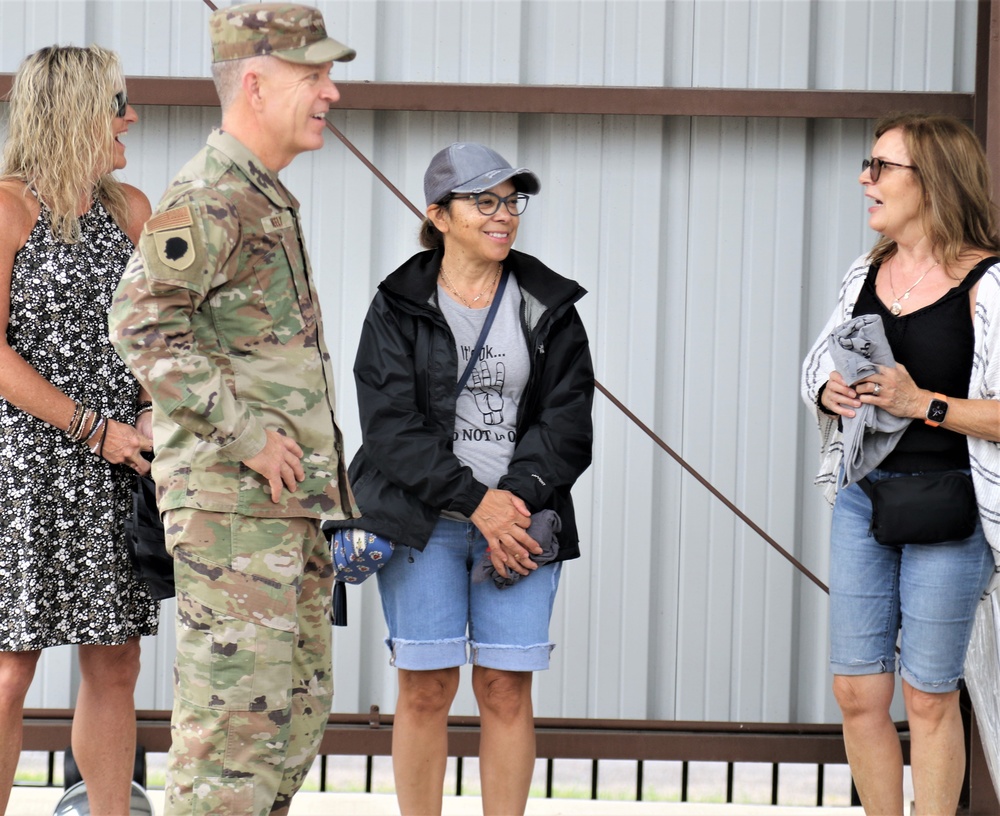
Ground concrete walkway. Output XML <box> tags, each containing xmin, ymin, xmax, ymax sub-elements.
<box><xmin>9</xmin><ymin>786</ymin><xmax>866</xmax><ymax>815</ymax></box>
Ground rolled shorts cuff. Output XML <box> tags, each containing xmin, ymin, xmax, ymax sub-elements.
<box><xmin>386</xmin><ymin>636</ymin><xmax>467</xmax><ymax>670</ymax></box>
<box><xmin>471</xmin><ymin>640</ymin><xmax>555</xmax><ymax>671</ymax></box>
<box><xmin>900</xmin><ymin>661</ymin><xmax>963</xmax><ymax>694</ymax></box>
<box><xmin>830</xmin><ymin>657</ymin><xmax>897</xmax><ymax>677</ymax></box>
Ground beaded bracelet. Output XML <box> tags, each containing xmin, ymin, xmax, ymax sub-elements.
<box><xmin>68</xmin><ymin>406</ymin><xmax>96</xmax><ymax>443</ymax></box>
<box><xmin>66</xmin><ymin>402</ymin><xmax>84</xmax><ymax>439</ymax></box>
<box><xmin>135</xmin><ymin>401</ymin><xmax>153</xmax><ymax>422</ymax></box>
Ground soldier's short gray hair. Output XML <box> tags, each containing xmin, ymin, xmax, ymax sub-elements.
<box><xmin>211</xmin><ymin>55</ymin><xmax>269</xmax><ymax>112</ymax></box>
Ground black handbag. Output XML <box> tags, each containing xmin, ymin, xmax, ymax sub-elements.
<box><xmin>858</xmin><ymin>470</ymin><xmax>978</xmax><ymax>546</ymax></box>
<box><xmin>123</xmin><ymin>459</ymin><xmax>174</xmax><ymax>600</ymax></box>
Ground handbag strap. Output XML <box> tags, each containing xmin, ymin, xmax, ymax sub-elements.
<box><xmin>454</xmin><ymin>268</ymin><xmax>510</xmax><ymax>401</ymax></box>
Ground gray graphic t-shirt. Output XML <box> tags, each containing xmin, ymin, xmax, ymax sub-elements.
<box><xmin>438</xmin><ymin>273</ymin><xmax>530</xmax><ymax>490</ymax></box>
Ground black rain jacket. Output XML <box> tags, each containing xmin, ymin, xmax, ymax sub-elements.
<box><xmin>339</xmin><ymin>247</ymin><xmax>594</xmax><ymax>561</ymax></box>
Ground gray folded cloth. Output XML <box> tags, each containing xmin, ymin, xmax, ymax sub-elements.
<box><xmin>473</xmin><ymin>509</ymin><xmax>561</xmax><ymax>589</ymax></box>
<box><xmin>827</xmin><ymin>314</ymin><xmax>911</xmax><ymax>488</ymax></box>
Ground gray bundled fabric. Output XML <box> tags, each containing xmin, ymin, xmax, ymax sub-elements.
<box><xmin>473</xmin><ymin>509</ymin><xmax>561</xmax><ymax>589</ymax></box>
<box><xmin>828</xmin><ymin>314</ymin><xmax>911</xmax><ymax>488</ymax></box>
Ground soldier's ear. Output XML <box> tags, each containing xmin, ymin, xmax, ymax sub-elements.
<box><xmin>242</xmin><ymin>68</ymin><xmax>264</xmax><ymax>110</ymax></box>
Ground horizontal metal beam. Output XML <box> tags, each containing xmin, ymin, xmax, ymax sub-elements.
<box><xmin>22</xmin><ymin>709</ymin><xmax>903</xmax><ymax>766</ymax></box>
<box><xmin>0</xmin><ymin>75</ymin><xmax>975</xmax><ymax>120</ymax></box>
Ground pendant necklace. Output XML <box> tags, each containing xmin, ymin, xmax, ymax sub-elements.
<box><xmin>888</xmin><ymin>257</ymin><xmax>938</xmax><ymax>316</ymax></box>
<box><xmin>440</xmin><ymin>262</ymin><xmax>502</xmax><ymax>308</ymax></box>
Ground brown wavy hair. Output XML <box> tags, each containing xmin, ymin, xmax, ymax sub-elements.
<box><xmin>867</xmin><ymin>114</ymin><xmax>1000</xmax><ymax>271</ymax></box>
<box><xmin>1</xmin><ymin>45</ymin><xmax>129</xmax><ymax>243</ymax></box>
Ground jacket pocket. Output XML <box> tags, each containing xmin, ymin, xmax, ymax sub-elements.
<box><xmin>249</xmin><ymin>239</ymin><xmax>305</xmax><ymax>345</ymax></box>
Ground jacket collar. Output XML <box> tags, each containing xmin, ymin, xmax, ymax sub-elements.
<box><xmin>380</xmin><ymin>248</ymin><xmax>586</xmax><ymax>314</ymax></box>
<box><xmin>207</xmin><ymin>128</ymin><xmax>299</xmax><ymax>211</ymax></box>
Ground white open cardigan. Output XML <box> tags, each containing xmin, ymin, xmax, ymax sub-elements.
<box><xmin>801</xmin><ymin>253</ymin><xmax>1000</xmax><ymax>572</ymax></box>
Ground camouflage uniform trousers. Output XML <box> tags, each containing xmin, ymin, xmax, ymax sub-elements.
<box><xmin>162</xmin><ymin>508</ymin><xmax>334</xmax><ymax>816</ymax></box>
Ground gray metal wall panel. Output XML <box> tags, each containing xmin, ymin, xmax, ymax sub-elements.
<box><xmin>3</xmin><ymin>0</ymin><xmax>977</xmax><ymax>726</ymax></box>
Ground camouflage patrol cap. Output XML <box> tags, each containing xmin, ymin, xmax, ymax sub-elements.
<box><xmin>210</xmin><ymin>3</ymin><xmax>356</xmax><ymax>65</ymax></box>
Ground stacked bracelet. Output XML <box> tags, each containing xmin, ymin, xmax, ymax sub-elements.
<box><xmin>66</xmin><ymin>402</ymin><xmax>84</xmax><ymax>439</ymax></box>
<box><xmin>66</xmin><ymin>404</ymin><xmax>99</xmax><ymax>443</ymax></box>
<box><xmin>136</xmin><ymin>401</ymin><xmax>153</xmax><ymax>422</ymax></box>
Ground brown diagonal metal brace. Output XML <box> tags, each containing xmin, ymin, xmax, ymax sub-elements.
<box><xmin>196</xmin><ymin>0</ymin><xmax>827</xmax><ymax>596</ymax></box>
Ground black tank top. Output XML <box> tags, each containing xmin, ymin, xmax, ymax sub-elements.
<box><xmin>852</xmin><ymin>256</ymin><xmax>997</xmax><ymax>472</ymax></box>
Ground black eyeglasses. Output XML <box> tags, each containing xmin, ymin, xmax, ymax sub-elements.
<box><xmin>862</xmin><ymin>157</ymin><xmax>917</xmax><ymax>183</ymax></box>
<box><xmin>454</xmin><ymin>191</ymin><xmax>530</xmax><ymax>216</ymax></box>
<box><xmin>112</xmin><ymin>91</ymin><xmax>128</xmax><ymax>118</ymax></box>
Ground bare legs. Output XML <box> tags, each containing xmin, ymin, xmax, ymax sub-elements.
<box><xmin>392</xmin><ymin>667</ymin><xmax>460</xmax><ymax>815</ymax></box>
<box><xmin>0</xmin><ymin>641</ymin><xmax>141</xmax><ymax>816</ymax></box>
<box><xmin>835</xmin><ymin>674</ymin><xmax>904</xmax><ymax>814</ymax></box>
<box><xmin>0</xmin><ymin>650</ymin><xmax>41</xmax><ymax>815</ymax></box>
<box><xmin>472</xmin><ymin>667</ymin><xmax>535</xmax><ymax>816</ymax></box>
<box><xmin>392</xmin><ymin>666</ymin><xmax>536</xmax><ymax>816</ymax></box>
<box><xmin>835</xmin><ymin>673</ymin><xmax>965</xmax><ymax>816</ymax></box>
<box><xmin>903</xmin><ymin>684</ymin><xmax>964</xmax><ymax>816</ymax></box>
<box><xmin>73</xmin><ymin>639</ymin><xmax>142</xmax><ymax>815</ymax></box>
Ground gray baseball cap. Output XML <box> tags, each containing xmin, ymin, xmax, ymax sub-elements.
<box><xmin>424</xmin><ymin>143</ymin><xmax>540</xmax><ymax>207</ymax></box>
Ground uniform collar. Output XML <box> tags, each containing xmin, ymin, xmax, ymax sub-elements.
<box><xmin>207</xmin><ymin>128</ymin><xmax>300</xmax><ymax>211</ymax></box>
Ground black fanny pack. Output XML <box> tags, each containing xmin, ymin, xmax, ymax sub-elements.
<box><xmin>858</xmin><ymin>471</ymin><xmax>978</xmax><ymax>546</ymax></box>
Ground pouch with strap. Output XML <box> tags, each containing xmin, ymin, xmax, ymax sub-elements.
<box><xmin>858</xmin><ymin>470</ymin><xmax>978</xmax><ymax>546</ymax></box>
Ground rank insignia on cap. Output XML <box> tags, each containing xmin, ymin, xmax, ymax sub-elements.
<box><xmin>146</xmin><ymin>206</ymin><xmax>196</xmax><ymax>271</ymax></box>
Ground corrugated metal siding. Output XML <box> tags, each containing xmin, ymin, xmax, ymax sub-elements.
<box><xmin>1</xmin><ymin>0</ymin><xmax>981</xmax><ymax>726</ymax></box>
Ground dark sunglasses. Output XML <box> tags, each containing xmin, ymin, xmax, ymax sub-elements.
<box><xmin>112</xmin><ymin>91</ymin><xmax>128</xmax><ymax>118</ymax></box>
<box><xmin>862</xmin><ymin>157</ymin><xmax>917</xmax><ymax>183</ymax></box>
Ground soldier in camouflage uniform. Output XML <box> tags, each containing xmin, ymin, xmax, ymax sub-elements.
<box><xmin>108</xmin><ymin>5</ymin><xmax>357</xmax><ymax>814</ymax></box>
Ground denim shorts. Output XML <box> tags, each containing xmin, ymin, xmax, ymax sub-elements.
<box><xmin>376</xmin><ymin>517</ymin><xmax>561</xmax><ymax>671</ymax></box>
<box><xmin>829</xmin><ymin>468</ymin><xmax>995</xmax><ymax>693</ymax></box>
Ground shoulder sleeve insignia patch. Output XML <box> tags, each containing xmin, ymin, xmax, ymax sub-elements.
<box><xmin>146</xmin><ymin>206</ymin><xmax>196</xmax><ymax>272</ymax></box>
<box><xmin>152</xmin><ymin>229</ymin><xmax>195</xmax><ymax>271</ymax></box>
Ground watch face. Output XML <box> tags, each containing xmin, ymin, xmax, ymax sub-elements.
<box><xmin>927</xmin><ymin>399</ymin><xmax>948</xmax><ymax>423</ymax></box>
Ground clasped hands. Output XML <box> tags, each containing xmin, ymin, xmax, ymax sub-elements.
<box><xmin>471</xmin><ymin>488</ymin><xmax>543</xmax><ymax>579</ymax></box>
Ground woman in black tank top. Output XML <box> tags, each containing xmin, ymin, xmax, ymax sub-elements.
<box><xmin>805</xmin><ymin>115</ymin><xmax>1000</xmax><ymax>815</ymax></box>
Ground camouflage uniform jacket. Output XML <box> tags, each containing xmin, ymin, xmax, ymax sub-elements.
<box><xmin>110</xmin><ymin>128</ymin><xmax>357</xmax><ymax>521</ymax></box>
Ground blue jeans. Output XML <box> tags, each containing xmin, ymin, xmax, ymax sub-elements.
<box><xmin>376</xmin><ymin>517</ymin><xmax>561</xmax><ymax>671</ymax></box>
<box><xmin>829</xmin><ymin>469</ymin><xmax>995</xmax><ymax>693</ymax></box>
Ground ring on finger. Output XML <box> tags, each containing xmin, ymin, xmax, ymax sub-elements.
<box><xmin>872</xmin><ymin>383</ymin><xmax>882</xmax><ymax>396</ymax></box>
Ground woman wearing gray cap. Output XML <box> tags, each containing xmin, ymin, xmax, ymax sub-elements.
<box><xmin>343</xmin><ymin>143</ymin><xmax>593</xmax><ymax>813</ymax></box>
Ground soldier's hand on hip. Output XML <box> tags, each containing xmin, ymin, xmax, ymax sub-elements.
<box><xmin>243</xmin><ymin>429</ymin><xmax>305</xmax><ymax>502</ymax></box>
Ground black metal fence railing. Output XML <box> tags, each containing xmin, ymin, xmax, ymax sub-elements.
<box><xmin>20</xmin><ymin>708</ymin><xmax>897</xmax><ymax>808</ymax></box>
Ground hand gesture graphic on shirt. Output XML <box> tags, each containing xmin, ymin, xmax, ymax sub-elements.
<box><xmin>470</xmin><ymin>361</ymin><xmax>505</xmax><ymax>425</ymax></box>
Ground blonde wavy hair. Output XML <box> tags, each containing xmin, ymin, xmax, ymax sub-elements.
<box><xmin>868</xmin><ymin>114</ymin><xmax>1000</xmax><ymax>271</ymax></box>
<box><xmin>1</xmin><ymin>45</ymin><xmax>129</xmax><ymax>244</ymax></box>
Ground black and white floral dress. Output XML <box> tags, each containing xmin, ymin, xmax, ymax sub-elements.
<box><xmin>0</xmin><ymin>199</ymin><xmax>159</xmax><ymax>650</ymax></box>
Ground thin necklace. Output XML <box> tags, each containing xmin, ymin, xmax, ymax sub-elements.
<box><xmin>888</xmin><ymin>257</ymin><xmax>938</xmax><ymax>315</ymax></box>
<box><xmin>439</xmin><ymin>262</ymin><xmax>502</xmax><ymax>307</ymax></box>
